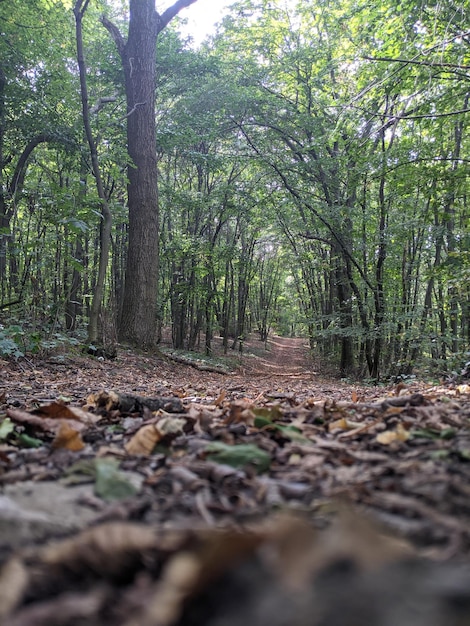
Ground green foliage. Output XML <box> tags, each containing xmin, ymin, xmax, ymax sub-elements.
<box><xmin>0</xmin><ymin>326</ymin><xmax>26</xmax><ymax>358</ymax></box>
<box><xmin>0</xmin><ymin>324</ymin><xmax>80</xmax><ymax>359</ymax></box>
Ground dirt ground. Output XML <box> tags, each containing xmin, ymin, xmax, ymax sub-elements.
<box><xmin>1</xmin><ymin>336</ymin><xmax>470</xmax><ymax>625</ymax></box>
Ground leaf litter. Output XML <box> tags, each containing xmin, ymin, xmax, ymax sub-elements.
<box><xmin>1</xmin><ymin>338</ymin><xmax>470</xmax><ymax>624</ymax></box>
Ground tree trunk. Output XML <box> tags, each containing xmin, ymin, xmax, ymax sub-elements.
<box><xmin>74</xmin><ymin>0</ymin><xmax>112</xmax><ymax>346</ymax></box>
<box><xmin>102</xmin><ymin>0</ymin><xmax>198</xmax><ymax>350</ymax></box>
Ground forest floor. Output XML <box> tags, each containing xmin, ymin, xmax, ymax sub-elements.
<box><xmin>1</xmin><ymin>336</ymin><xmax>470</xmax><ymax>625</ymax></box>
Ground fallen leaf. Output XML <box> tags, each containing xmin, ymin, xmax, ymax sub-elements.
<box><xmin>51</xmin><ymin>421</ymin><xmax>85</xmax><ymax>451</ymax></box>
<box><xmin>329</xmin><ymin>417</ymin><xmax>363</xmax><ymax>432</ymax></box>
<box><xmin>225</xmin><ymin>399</ymin><xmax>255</xmax><ymax>425</ymax></box>
<box><xmin>94</xmin><ymin>458</ymin><xmax>139</xmax><ymax>501</ymax></box>
<box><xmin>376</xmin><ymin>423</ymin><xmax>409</xmax><ymax>445</ymax></box>
<box><xmin>214</xmin><ymin>390</ymin><xmax>227</xmax><ymax>406</ymax></box>
<box><xmin>125</xmin><ymin>424</ymin><xmax>161</xmax><ymax>456</ymax></box>
<box><xmin>252</xmin><ymin>405</ymin><xmax>283</xmax><ymax>422</ymax></box>
<box><xmin>0</xmin><ymin>417</ymin><xmax>14</xmax><ymax>440</ymax></box>
<box><xmin>40</xmin><ymin>522</ymin><xmax>161</xmax><ymax>577</ymax></box>
<box><xmin>33</xmin><ymin>402</ymin><xmax>98</xmax><ymax>426</ymax></box>
<box><xmin>204</xmin><ymin>442</ymin><xmax>271</xmax><ymax>473</ymax></box>
<box><xmin>17</xmin><ymin>433</ymin><xmax>43</xmax><ymax>448</ymax></box>
<box><xmin>155</xmin><ymin>416</ymin><xmax>187</xmax><ymax>438</ymax></box>
<box><xmin>0</xmin><ymin>557</ymin><xmax>29</xmax><ymax>619</ymax></box>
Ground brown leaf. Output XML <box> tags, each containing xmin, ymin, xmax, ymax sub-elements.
<box><xmin>328</xmin><ymin>417</ymin><xmax>362</xmax><ymax>432</ymax></box>
<box><xmin>125</xmin><ymin>424</ymin><xmax>161</xmax><ymax>456</ymax></box>
<box><xmin>132</xmin><ymin>530</ymin><xmax>263</xmax><ymax>626</ymax></box>
<box><xmin>376</xmin><ymin>423</ymin><xmax>410</xmax><ymax>445</ymax></box>
<box><xmin>6</xmin><ymin>402</ymin><xmax>98</xmax><ymax>438</ymax></box>
<box><xmin>224</xmin><ymin>398</ymin><xmax>255</xmax><ymax>425</ymax></box>
<box><xmin>33</xmin><ymin>402</ymin><xmax>97</xmax><ymax>426</ymax></box>
<box><xmin>214</xmin><ymin>389</ymin><xmax>227</xmax><ymax>406</ymax></box>
<box><xmin>51</xmin><ymin>421</ymin><xmax>85</xmax><ymax>451</ymax></box>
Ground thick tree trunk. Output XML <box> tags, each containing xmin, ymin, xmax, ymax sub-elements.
<box><xmin>102</xmin><ymin>0</ymin><xmax>198</xmax><ymax>350</ymax></box>
<box><xmin>118</xmin><ymin>1</ymin><xmax>160</xmax><ymax>348</ymax></box>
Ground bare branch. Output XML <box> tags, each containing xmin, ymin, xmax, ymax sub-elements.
<box><xmin>115</xmin><ymin>101</ymin><xmax>146</xmax><ymax>124</ymax></box>
<box><xmin>100</xmin><ymin>14</ymin><xmax>125</xmax><ymax>55</ymax></box>
<box><xmin>8</xmin><ymin>134</ymin><xmax>55</xmax><ymax>203</ymax></box>
<box><xmin>364</xmin><ymin>55</ymin><xmax>470</xmax><ymax>71</ymax></box>
<box><xmin>368</xmin><ymin>108</ymin><xmax>470</xmax><ymax>121</ymax></box>
<box><xmin>89</xmin><ymin>96</ymin><xmax>118</xmax><ymax>115</ymax></box>
<box><xmin>157</xmin><ymin>0</ymin><xmax>199</xmax><ymax>34</ymax></box>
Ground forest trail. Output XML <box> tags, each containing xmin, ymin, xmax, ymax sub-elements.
<box><xmin>238</xmin><ymin>335</ymin><xmax>313</xmax><ymax>377</ymax></box>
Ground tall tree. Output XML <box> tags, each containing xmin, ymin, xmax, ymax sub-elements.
<box><xmin>74</xmin><ymin>0</ymin><xmax>113</xmax><ymax>345</ymax></box>
<box><xmin>101</xmin><ymin>0</ymin><xmax>198</xmax><ymax>349</ymax></box>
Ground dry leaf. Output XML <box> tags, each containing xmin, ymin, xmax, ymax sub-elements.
<box><xmin>125</xmin><ymin>424</ymin><xmax>161</xmax><ymax>455</ymax></box>
<box><xmin>34</xmin><ymin>402</ymin><xmax>98</xmax><ymax>426</ymax></box>
<box><xmin>225</xmin><ymin>399</ymin><xmax>255</xmax><ymax>425</ymax></box>
<box><xmin>155</xmin><ymin>416</ymin><xmax>186</xmax><ymax>437</ymax></box>
<box><xmin>376</xmin><ymin>423</ymin><xmax>409</xmax><ymax>445</ymax></box>
<box><xmin>329</xmin><ymin>417</ymin><xmax>362</xmax><ymax>432</ymax></box>
<box><xmin>214</xmin><ymin>390</ymin><xmax>227</xmax><ymax>406</ymax></box>
<box><xmin>51</xmin><ymin>421</ymin><xmax>85</xmax><ymax>451</ymax></box>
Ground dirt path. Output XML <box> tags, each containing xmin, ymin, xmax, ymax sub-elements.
<box><xmin>239</xmin><ymin>336</ymin><xmax>314</xmax><ymax>377</ymax></box>
<box><xmin>0</xmin><ymin>335</ymin><xmax>405</xmax><ymax>408</ymax></box>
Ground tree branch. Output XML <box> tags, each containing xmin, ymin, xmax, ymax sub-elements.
<box><xmin>100</xmin><ymin>14</ymin><xmax>125</xmax><ymax>55</ymax></box>
<box><xmin>8</xmin><ymin>134</ymin><xmax>55</xmax><ymax>204</ymax></box>
<box><xmin>364</xmin><ymin>55</ymin><xmax>470</xmax><ymax>71</ymax></box>
<box><xmin>157</xmin><ymin>0</ymin><xmax>199</xmax><ymax>34</ymax></box>
<box><xmin>368</xmin><ymin>108</ymin><xmax>470</xmax><ymax>121</ymax></box>
<box><xmin>89</xmin><ymin>96</ymin><xmax>117</xmax><ymax>115</ymax></box>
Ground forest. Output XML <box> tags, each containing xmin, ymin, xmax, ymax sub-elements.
<box><xmin>1</xmin><ymin>3</ymin><xmax>470</xmax><ymax>623</ymax></box>
<box><xmin>0</xmin><ymin>0</ymin><xmax>468</xmax><ymax>379</ymax></box>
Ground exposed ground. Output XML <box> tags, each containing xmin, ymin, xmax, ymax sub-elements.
<box><xmin>1</xmin><ymin>336</ymin><xmax>470</xmax><ymax>625</ymax></box>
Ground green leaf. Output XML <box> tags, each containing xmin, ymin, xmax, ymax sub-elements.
<box><xmin>205</xmin><ymin>442</ymin><xmax>271</xmax><ymax>473</ymax></box>
<box><xmin>0</xmin><ymin>418</ymin><xmax>15</xmax><ymax>440</ymax></box>
<box><xmin>440</xmin><ymin>428</ymin><xmax>456</xmax><ymax>440</ymax></box>
<box><xmin>94</xmin><ymin>458</ymin><xmax>139</xmax><ymax>501</ymax></box>
<box><xmin>254</xmin><ymin>415</ymin><xmax>310</xmax><ymax>443</ymax></box>
<box><xmin>17</xmin><ymin>433</ymin><xmax>43</xmax><ymax>448</ymax></box>
<box><xmin>64</xmin><ymin>458</ymin><xmax>139</xmax><ymax>500</ymax></box>
<box><xmin>457</xmin><ymin>449</ymin><xmax>470</xmax><ymax>461</ymax></box>
<box><xmin>429</xmin><ymin>449</ymin><xmax>451</xmax><ymax>460</ymax></box>
<box><xmin>254</xmin><ymin>415</ymin><xmax>272</xmax><ymax>428</ymax></box>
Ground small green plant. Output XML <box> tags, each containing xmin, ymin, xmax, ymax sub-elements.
<box><xmin>0</xmin><ymin>325</ymin><xmax>25</xmax><ymax>358</ymax></box>
<box><xmin>0</xmin><ymin>324</ymin><xmax>81</xmax><ymax>359</ymax></box>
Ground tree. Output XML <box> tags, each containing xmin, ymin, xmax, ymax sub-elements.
<box><xmin>74</xmin><ymin>0</ymin><xmax>113</xmax><ymax>345</ymax></box>
<box><xmin>101</xmin><ymin>0</ymin><xmax>198</xmax><ymax>349</ymax></box>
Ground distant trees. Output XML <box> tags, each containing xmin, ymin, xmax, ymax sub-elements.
<box><xmin>215</xmin><ymin>0</ymin><xmax>469</xmax><ymax>377</ymax></box>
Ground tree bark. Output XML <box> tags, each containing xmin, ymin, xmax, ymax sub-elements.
<box><xmin>101</xmin><ymin>0</ymin><xmax>198</xmax><ymax>349</ymax></box>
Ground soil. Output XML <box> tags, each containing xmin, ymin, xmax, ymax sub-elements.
<box><xmin>1</xmin><ymin>336</ymin><xmax>470</xmax><ymax>625</ymax></box>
